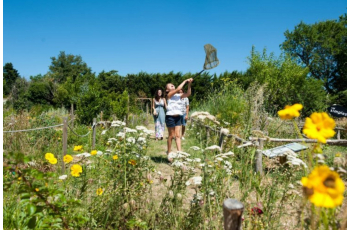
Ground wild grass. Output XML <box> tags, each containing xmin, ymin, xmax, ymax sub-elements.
<box><xmin>3</xmin><ymin>90</ymin><xmax>347</xmax><ymax>230</ymax></box>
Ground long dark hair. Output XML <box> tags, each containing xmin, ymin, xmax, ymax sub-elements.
<box><xmin>154</xmin><ymin>89</ymin><xmax>163</xmax><ymax>101</ymax></box>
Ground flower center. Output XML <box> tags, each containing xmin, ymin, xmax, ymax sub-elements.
<box><xmin>323</xmin><ymin>177</ymin><xmax>336</xmax><ymax>188</ymax></box>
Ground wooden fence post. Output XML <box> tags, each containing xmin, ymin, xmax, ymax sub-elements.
<box><xmin>206</xmin><ymin>126</ymin><xmax>210</xmax><ymax>147</ymax></box>
<box><xmin>100</xmin><ymin>111</ymin><xmax>103</xmax><ymax>122</ymax></box>
<box><xmin>223</xmin><ymin>198</ymin><xmax>244</xmax><ymax>230</ymax></box>
<box><xmin>337</xmin><ymin>129</ymin><xmax>341</xmax><ymax>140</ymax></box>
<box><xmin>126</xmin><ymin>94</ymin><xmax>130</xmax><ymax>126</ymax></box>
<box><xmin>218</xmin><ymin>132</ymin><xmax>226</xmax><ymax>150</ymax></box>
<box><xmin>70</xmin><ymin>104</ymin><xmax>74</xmax><ymax>120</ymax></box>
<box><xmin>62</xmin><ymin>117</ymin><xmax>68</xmax><ymax>174</ymax></box>
<box><xmin>254</xmin><ymin>138</ymin><xmax>263</xmax><ymax>175</ymax></box>
<box><xmin>92</xmin><ymin>118</ymin><xmax>97</xmax><ymax>149</ymax></box>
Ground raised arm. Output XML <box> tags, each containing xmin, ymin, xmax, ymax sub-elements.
<box><xmin>181</xmin><ymin>79</ymin><xmax>193</xmax><ymax>99</ymax></box>
<box><xmin>167</xmin><ymin>79</ymin><xmax>190</xmax><ymax>99</ymax></box>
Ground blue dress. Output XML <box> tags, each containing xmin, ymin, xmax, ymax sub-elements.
<box><xmin>154</xmin><ymin>99</ymin><xmax>166</xmax><ymax>138</ymax></box>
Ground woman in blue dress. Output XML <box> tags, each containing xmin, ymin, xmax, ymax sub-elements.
<box><xmin>152</xmin><ymin>89</ymin><xmax>167</xmax><ymax>140</ymax></box>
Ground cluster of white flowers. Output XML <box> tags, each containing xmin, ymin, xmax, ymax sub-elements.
<box><xmin>215</xmin><ymin>151</ymin><xmax>234</xmax><ymax>158</ymax></box>
<box><xmin>111</xmin><ymin>120</ymin><xmax>126</xmax><ymax>127</ymax></box>
<box><xmin>191</xmin><ymin>192</ymin><xmax>203</xmax><ymax>202</ymax></box>
<box><xmin>220</xmin><ymin>128</ymin><xmax>230</xmax><ymax>135</ymax></box>
<box><xmin>59</xmin><ymin>175</ymin><xmax>68</xmax><ymax>180</ymax></box>
<box><xmin>190</xmin><ymin>146</ymin><xmax>202</xmax><ymax>151</ymax></box>
<box><xmin>116</xmin><ymin>132</ymin><xmax>125</xmax><ymax>138</ymax></box>
<box><xmin>126</xmin><ymin>137</ymin><xmax>136</xmax><ymax>144</ymax></box>
<box><xmin>191</xmin><ymin>111</ymin><xmax>220</xmax><ymax>125</ymax></box>
<box><xmin>282</xmin><ymin>150</ymin><xmax>307</xmax><ymax>168</ymax></box>
<box><xmin>124</xmin><ymin>127</ymin><xmax>137</xmax><ymax>133</ymax></box>
<box><xmin>137</xmin><ymin>137</ymin><xmax>147</xmax><ymax>145</ymax></box>
<box><xmin>185</xmin><ymin>176</ymin><xmax>202</xmax><ymax>186</ymax></box>
<box><xmin>75</xmin><ymin>152</ymin><xmax>91</xmax><ymax>158</ymax></box>
<box><xmin>205</xmin><ymin>145</ymin><xmax>221</xmax><ymax>152</ymax></box>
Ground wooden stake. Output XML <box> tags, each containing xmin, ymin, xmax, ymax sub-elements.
<box><xmin>223</xmin><ymin>198</ymin><xmax>244</xmax><ymax>230</ymax></box>
<box><xmin>92</xmin><ymin>118</ymin><xmax>97</xmax><ymax>149</ymax></box>
<box><xmin>62</xmin><ymin>117</ymin><xmax>68</xmax><ymax>174</ymax></box>
<box><xmin>254</xmin><ymin>138</ymin><xmax>263</xmax><ymax>175</ymax></box>
<box><xmin>206</xmin><ymin>126</ymin><xmax>210</xmax><ymax>147</ymax></box>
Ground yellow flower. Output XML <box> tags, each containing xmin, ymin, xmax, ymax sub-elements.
<box><xmin>147</xmin><ymin>180</ymin><xmax>154</xmax><ymax>184</ymax></box>
<box><xmin>35</xmin><ymin>188</ymin><xmax>39</xmax><ymax>192</ymax></box>
<box><xmin>73</xmin><ymin>145</ymin><xmax>83</xmax><ymax>151</ymax></box>
<box><xmin>18</xmin><ymin>177</ymin><xmax>22</xmax><ymax>181</ymax></box>
<box><xmin>96</xmin><ymin>188</ymin><xmax>103</xmax><ymax>196</ymax></box>
<box><xmin>48</xmin><ymin>157</ymin><xmax>58</xmax><ymax>165</ymax></box>
<box><xmin>335</xmin><ymin>153</ymin><xmax>341</xmax><ymax>157</ymax></box>
<box><xmin>301</xmin><ymin>165</ymin><xmax>345</xmax><ymax>208</ymax></box>
<box><xmin>113</xmin><ymin>155</ymin><xmax>118</xmax><ymax>160</ymax></box>
<box><xmin>63</xmin><ymin>154</ymin><xmax>73</xmax><ymax>163</ymax></box>
<box><xmin>91</xmin><ymin>150</ymin><xmax>97</xmax><ymax>155</ymax></box>
<box><xmin>128</xmin><ymin>159</ymin><xmax>137</xmax><ymax>166</ymax></box>
<box><xmin>70</xmin><ymin>164</ymin><xmax>83</xmax><ymax>177</ymax></box>
<box><xmin>302</xmin><ymin>112</ymin><xmax>336</xmax><ymax>143</ymax></box>
<box><xmin>45</xmin><ymin>153</ymin><xmax>55</xmax><ymax>160</ymax></box>
<box><xmin>277</xmin><ymin>104</ymin><xmax>303</xmax><ymax>120</ymax></box>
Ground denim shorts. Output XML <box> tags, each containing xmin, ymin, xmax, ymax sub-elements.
<box><xmin>165</xmin><ymin>115</ymin><xmax>181</xmax><ymax>128</ymax></box>
<box><xmin>180</xmin><ymin>114</ymin><xmax>187</xmax><ymax>126</ymax></box>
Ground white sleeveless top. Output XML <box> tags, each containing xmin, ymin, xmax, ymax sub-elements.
<box><xmin>166</xmin><ymin>93</ymin><xmax>183</xmax><ymax>116</ymax></box>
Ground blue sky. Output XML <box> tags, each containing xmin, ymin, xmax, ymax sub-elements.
<box><xmin>3</xmin><ymin>0</ymin><xmax>347</xmax><ymax>78</ymax></box>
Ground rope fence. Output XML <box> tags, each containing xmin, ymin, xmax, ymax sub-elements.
<box><xmin>3</xmin><ymin>116</ymin><xmax>98</xmax><ymax>174</ymax></box>
<box><xmin>3</xmin><ymin>124</ymin><xmax>64</xmax><ymax>133</ymax></box>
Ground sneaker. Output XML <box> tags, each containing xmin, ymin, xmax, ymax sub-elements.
<box><xmin>181</xmin><ymin>137</ymin><xmax>185</xmax><ymax>140</ymax></box>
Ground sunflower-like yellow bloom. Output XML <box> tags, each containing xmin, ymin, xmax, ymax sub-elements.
<box><xmin>45</xmin><ymin>153</ymin><xmax>57</xmax><ymax>164</ymax></box>
<box><xmin>277</xmin><ymin>104</ymin><xmax>303</xmax><ymax>120</ymax></box>
<box><xmin>71</xmin><ymin>164</ymin><xmax>83</xmax><ymax>177</ymax></box>
<box><xmin>91</xmin><ymin>150</ymin><xmax>97</xmax><ymax>155</ymax></box>
<box><xmin>301</xmin><ymin>165</ymin><xmax>345</xmax><ymax>208</ymax></box>
<box><xmin>96</xmin><ymin>188</ymin><xmax>103</xmax><ymax>196</ymax></box>
<box><xmin>302</xmin><ymin>112</ymin><xmax>336</xmax><ymax>143</ymax></box>
<box><xmin>73</xmin><ymin>145</ymin><xmax>83</xmax><ymax>151</ymax></box>
<box><xmin>113</xmin><ymin>155</ymin><xmax>118</xmax><ymax>160</ymax></box>
<box><xmin>48</xmin><ymin>158</ymin><xmax>58</xmax><ymax>165</ymax></box>
<box><xmin>63</xmin><ymin>154</ymin><xmax>73</xmax><ymax>164</ymax></box>
<box><xmin>128</xmin><ymin>159</ymin><xmax>137</xmax><ymax>166</ymax></box>
<box><xmin>45</xmin><ymin>153</ymin><xmax>55</xmax><ymax>160</ymax></box>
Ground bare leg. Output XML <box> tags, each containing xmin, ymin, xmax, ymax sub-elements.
<box><xmin>182</xmin><ymin>125</ymin><xmax>186</xmax><ymax>137</ymax></box>
<box><xmin>175</xmin><ymin>126</ymin><xmax>182</xmax><ymax>151</ymax></box>
<box><xmin>167</xmin><ymin>127</ymin><xmax>175</xmax><ymax>154</ymax></box>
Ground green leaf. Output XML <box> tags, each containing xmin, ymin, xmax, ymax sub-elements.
<box><xmin>27</xmin><ymin>204</ymin><xmax>36</xmax><ymax>215</ymax></box>
<box><xmin>20</xmin><ymin>193</ymin><xmax>31</xmax><ymax>200</ymax></box>
<box><xmin>28</xmin><ymin>216</ymin><xmax>37</xmax><ymax>229</ymax></box>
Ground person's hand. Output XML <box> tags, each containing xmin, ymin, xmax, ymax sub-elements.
<box><xmin>185</xmin><ymin>115</ymin><xmax>188</xmax><ymax>120</ymax></box>
<box><xmin>187</xmin><ymin>78</ymin><xmax>193</xmax><ymax>83</ymax></box>
<box><xmin>153</xmin><ymin>110</ymin><xmax>158</xmax><ymax>116</ymax></box>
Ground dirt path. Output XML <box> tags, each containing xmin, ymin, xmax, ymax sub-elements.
<box><xmin>145</xmin><ymin>124</ymin><xmax>197</xmax><ymax>206</ymax></box>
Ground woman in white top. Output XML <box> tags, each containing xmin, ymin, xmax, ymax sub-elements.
<box><xmin>165</xmin><ymin>78</ymin><xmax>193</xmax><ymax>161</ymax></box>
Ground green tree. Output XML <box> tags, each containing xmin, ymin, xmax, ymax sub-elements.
<box><xmin>281</xmin><ymin>14</ymin><xmax>347</xmax><ymax>105</ymax></box>
<box><xmin>97</xmin><ymin>70</ymin><xmax>125</xmax><ymax>93</ymax></box>
<box><xmin>48</xmin><ymin>51</ymin><xmax>93</xmax><ymax>84</ymax></box>
<box><xmin>9</xmin><ymin>77</ymin><xmax>30</xmax><ymax>111</ymax></box>
<box><xmin>27</xmin><ymin>79</ymin><xmax>55</xmax><ymax>105</ymax></box>
<box><xmin>245</xmin><ymin>47</ymin><xmax>329</xmax><ymax>115</ymax></box>
<box><xmin>3</xmin><ymin>63</ymin><xmax>21</xmax><ymax>96</ymax></box>
<box><xmin>48</xmin><ymin>51</ymin><xmax>95</xmax><ymax>109</ymax></box>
